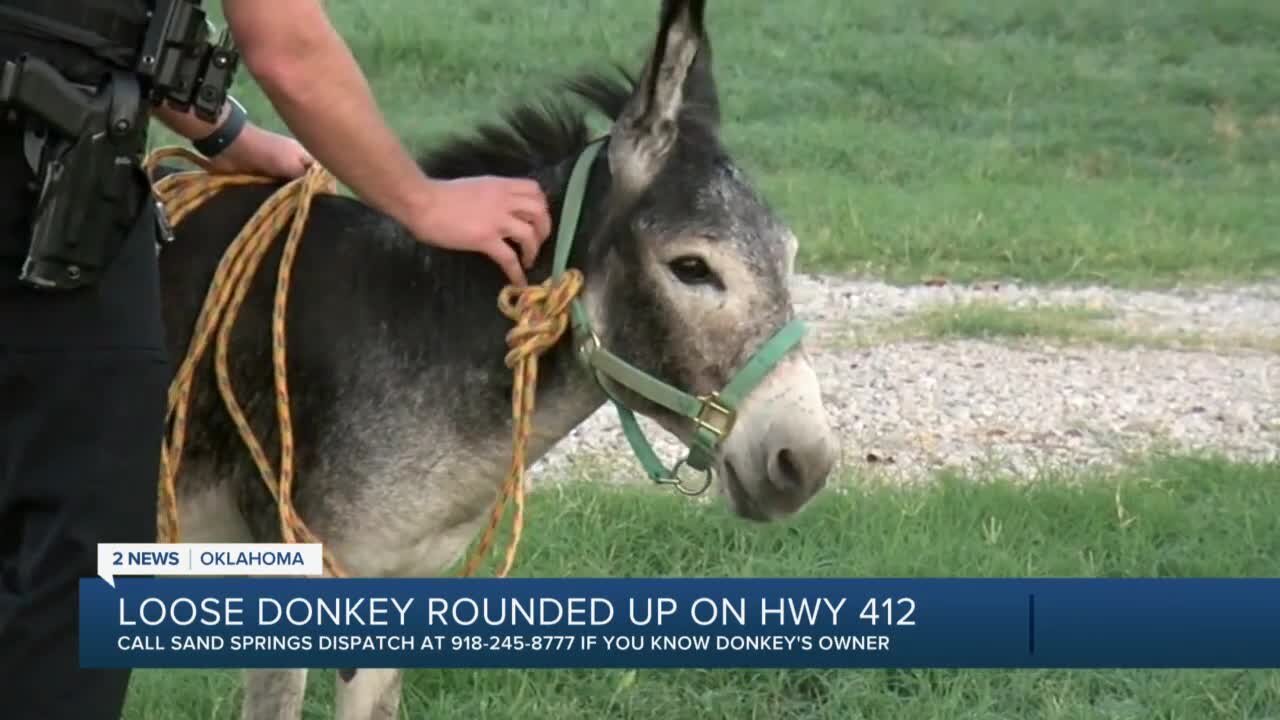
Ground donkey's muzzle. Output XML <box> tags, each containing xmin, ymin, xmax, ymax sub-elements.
<box><xmin>764</xmin><ymin>421</ymin><xmax>837</xmax><ymax>501</ymax></box>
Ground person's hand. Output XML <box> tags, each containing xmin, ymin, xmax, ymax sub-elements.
<box><xmin>403</xmin><ymin>176</ymin><xmax>552</xmax><ymax>287</ymax></box>
<box><xmin>207</xmin><ymin>124</ymin><xmax>315</xmax><ymax>180</ymax></box>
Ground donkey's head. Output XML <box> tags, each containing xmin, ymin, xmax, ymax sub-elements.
<box><xmin>564</xmin><ymin>0</ymin><xmax>838</xmax><ymax>521</ymax></box>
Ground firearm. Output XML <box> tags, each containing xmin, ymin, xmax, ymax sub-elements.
<box><xmin>0</xmin><ymin>55</ymin><xmax>148</xmax><ymax>290</ymax></box>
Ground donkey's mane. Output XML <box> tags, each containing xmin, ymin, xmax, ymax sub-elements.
<box><xmin>415</xmin><ymin>66</ymin><xmax>637</xmax><ymax>181</ymax></box>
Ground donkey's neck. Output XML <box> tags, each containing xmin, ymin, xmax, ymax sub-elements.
<box><xmin>350</xmin><ymin>146</ymin><xmax>613</xmax><ymax>479</ymax></box>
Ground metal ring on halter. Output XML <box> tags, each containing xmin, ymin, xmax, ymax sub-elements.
<box><xmin>577</xmin><ymin>329</ymin><xmax>601</xmax><ymax>366</ymax></box>
<box><xmin>667</xmin><ymin>457</ymin><xmax>714</xmax><ymax>496</ymax></box>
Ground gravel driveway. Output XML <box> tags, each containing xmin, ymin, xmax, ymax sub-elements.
<box><xmin>532</xmin><ymin>275</ymin><xmax>1280</xmax><ymax>485</ymax></box>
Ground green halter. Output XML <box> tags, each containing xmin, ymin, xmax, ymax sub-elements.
<box><xmin>549</xmin><ymin>138</ymin><xmax>807</xmax><ymax>495</ymax></box>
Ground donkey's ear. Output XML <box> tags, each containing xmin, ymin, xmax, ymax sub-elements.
<box><xmin>609</xmin><ymin>0</ymin><xmax>715</xmax><ymax>194</ymax></box>
<box><xmin>685</xmin><ymin>35</ymin><xmax>719</xmax><ymax>127</ymax></box>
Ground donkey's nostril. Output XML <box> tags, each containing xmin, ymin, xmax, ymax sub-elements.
<box><xmin>768</xmin><ymin>448</ymin><xmax>804</xmax><ymax>492</ymax></box>
<box><xmin>767</xmin><ymin>438</ymin><xmax>837</xmax><ymax>495</ymax></box>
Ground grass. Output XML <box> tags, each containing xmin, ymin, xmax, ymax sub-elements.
<box><xmin>122</xmin><ymin>454</ymin><xmax>1280</xmax><ymax>719</ymax></box>
<box><xmin>903</xmin><ymin>302</ymin><xmax>1117</xmax><ymax>343</ymax></box>
<box><xmin>176</xmin><ymin>0</ymin><xmax>1280</xmax><ymax>287</ymax></box>
<box><xmin>830</xmin><ymin>300</ymin><xmax>1280</xmax><ymax>352</ymax></box>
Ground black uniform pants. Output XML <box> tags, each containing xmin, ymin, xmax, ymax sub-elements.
<box><xmin>0</xmin><ymin>121</ymin><xmax>170</xmax><ymax>720</ymax></box>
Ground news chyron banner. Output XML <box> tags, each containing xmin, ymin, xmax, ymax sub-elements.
<box><xmin>85</xmin><ymin>543</ymin><xmax>1280</xmax><ymax>669</ymax></box>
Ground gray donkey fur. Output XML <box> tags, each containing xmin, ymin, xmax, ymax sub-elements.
<box><xmin>155</xmin><ymin>1</ymin><xmax>838</xmax><ymax>717</ymax></box>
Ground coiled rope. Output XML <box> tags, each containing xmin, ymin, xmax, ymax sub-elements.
<box><xmin>144</xmin><ymin>146</ymin><xmax>580</xmax><ymax>579</ymax></box>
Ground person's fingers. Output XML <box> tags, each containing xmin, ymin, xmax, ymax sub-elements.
<box><xmin>488</xmin><ymin>239</ymin><xmax>527</xmax><ymax>287</ymax></box>
<box><xmin>501</xmin><ymin>216</ymin><xmax>540</xmax><ymax>269</ymax></box>
<box><xmin>507</xmin><ymin>177</ymin><xmax>545</xmax><ymax>200</ymax></box>
<box><xmin>509</xmin><ymin>195</ymin><xmax>552</xmax><ymax>244</ymax></box>
<box><xmin>287</xmin><ymin>155</ymin><xmax>309</xmax><ymax>178</ymax></box>
<box><xmin>269</xmin><ymin>156</ymin><xmax>304</xmax><ymax>180</ymax></box>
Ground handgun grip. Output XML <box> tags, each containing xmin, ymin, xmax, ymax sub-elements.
<box><xmin>0</xmin><ymin>55</ymin><xmax>108</xmax><ymax>138</ymax></box>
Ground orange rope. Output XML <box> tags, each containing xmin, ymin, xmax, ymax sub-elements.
<box><xmin>144</xmin><ymin>146</ymin><xmax>575</xmax><ymax>579</ymax></box>
<box><xmin>462</xmin><ymin>269</ymin><xmax>583</xmax><ymax>577</ymax></box>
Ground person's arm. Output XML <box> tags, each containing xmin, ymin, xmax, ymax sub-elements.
<box><xmin>153</xmin><ymin>100</ymin><xmax>229</xmax><ymax>142</ymax></box>
<box><xmin>222</xmin><ymin>0</ymin><xmax>429</xmax><ymax>227</ymax></box>
<box><xmin>153</xmin><ymin>99</ymin><xmax>315</xmax><ymax>178</ymax></box>
<box><xmin>220</xmin><ymin>0</ymin><xmax>550</xmax><ymax>285</ymax></box>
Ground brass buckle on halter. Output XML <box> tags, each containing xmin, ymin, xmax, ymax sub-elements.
<box><xmin>694</xmin><ymin>393</ymin><xmax>735</xmax><ymax>439</ymax></box>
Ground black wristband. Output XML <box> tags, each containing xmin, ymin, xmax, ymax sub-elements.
<box><xmin>193</xmin><ymin>97</ymin><xmax>247</xmax><ymax>158</ymax></box>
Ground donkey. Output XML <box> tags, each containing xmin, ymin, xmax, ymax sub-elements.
<box><xmin>155</xmin><ymin>0</ymin><xmax>838</xmax><ymax>717</ymax></box>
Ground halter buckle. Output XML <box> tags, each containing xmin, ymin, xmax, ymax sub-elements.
<box><xmin>694</xmin><ymin>393</ymin><xmax>735</xmax><ymax>440</ymax></box>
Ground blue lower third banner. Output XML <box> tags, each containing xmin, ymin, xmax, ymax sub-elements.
<box><xmin>80</xmin><ymin>578</ymin><xmax>1280</xmax><ymax>669</ymax></box>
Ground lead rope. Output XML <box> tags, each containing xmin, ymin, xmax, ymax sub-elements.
<box><xmin>145</xmin><ymin>146</ymin><xmax>578</xmax><ymax>579</ymax></box>
<box><xmin>469</xmin><ymin>271</ymin><xmax>583</xmax><ymax>576</ymax></box>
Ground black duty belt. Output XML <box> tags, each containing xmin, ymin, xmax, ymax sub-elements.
<box><xmin>0</xmin><ymin>0</ymin><xmax>239</xmax><ymax>291</ymax></box>
<box><xmin>0</xmin><ymin>1</ymin><xmax>238</xmax><ymax>124</ymax></box>
<box><xmin>0</xmin><ymin>2</ymin><xmax>147</xmax><ymax>71</ymax></box>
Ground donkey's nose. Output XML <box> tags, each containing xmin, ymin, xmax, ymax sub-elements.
<box><xmin>766</xmin><ymin>433</ymin><xmax>837</xmax><ymax>496</ymax></box>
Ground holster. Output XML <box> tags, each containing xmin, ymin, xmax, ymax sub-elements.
<box><xmin>0</xmin><ymin>54</ymin><xmax>152</xmax><ymax>290</ymax></box>
<box><xmin>0</xmin><ymin>0</ymin><xmax>239</xmax><ymax>289</ymax></box>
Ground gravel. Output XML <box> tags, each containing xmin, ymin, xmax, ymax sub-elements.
<box><xmin>790</xmin><ymin>274</ymin><xmax>1280</xmax><ymax>346</ymax></box>
<box><xmin>530</xmin><ymin>275</ymin><xmax>1280</xmax><ymax>486</ymax></box>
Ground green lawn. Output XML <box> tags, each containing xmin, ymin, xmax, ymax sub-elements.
<box><xmin>181</xmin><ymin>0</ymin><xmax>1280</xmax><ymax>287</ymax></box>
<box><xmin>123</xmin><ymin>455</ymin><xmax>1280</xmax><ymax>719</ymax></box>
<box><xmin>890</xmin><ymin>301</ymin><xmax>1118</xmax><ymax>344</ymax></box>
<box><xmin>851</xmin><ymin>299</ymin><xmax>1280</xmax><ymax>353</ymax></box>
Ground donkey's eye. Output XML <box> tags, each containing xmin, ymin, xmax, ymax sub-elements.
<box><xmin>668</xmin><ymin>256</ymin><xmax>718</xmax><ymax>287</ymax></box>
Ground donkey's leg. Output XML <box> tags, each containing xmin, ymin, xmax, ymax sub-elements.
<box><xmin>240</xmin><ymin>669</ymin><xmax>308</xmax><ymax>720</ymax></box>
<box><xmin>334</xmin><ymin>668</ymin><xmax>403</xmax><ymax>720</ymax></box>
<box><xmin>174</xmin><ymin>472</ymin><xmax>306</xmax><ymax>720</ymax></box>
<box><xmin>172</xmin><ymin>471</ymin><xmax>310</xmax><ymax>720</ymax></box>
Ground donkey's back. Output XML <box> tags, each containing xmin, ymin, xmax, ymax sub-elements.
<box><xmin>154</xmin><ymin>178</ymin><xmax>525</xmax><ymax>576</ymax></box>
